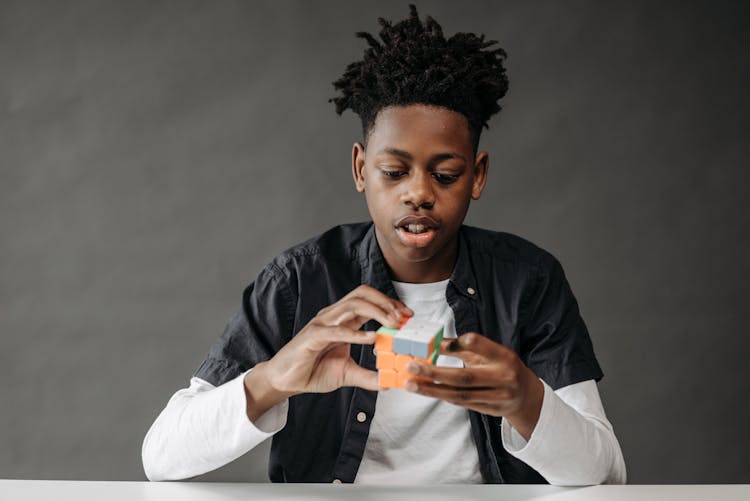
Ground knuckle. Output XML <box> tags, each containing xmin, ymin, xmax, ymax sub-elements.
<box><xmin>331</xmin><ymin>309</ymin><xmax>351</xmax><ymax>324</ymax></box>
<box><xmin>462</xmin><ymin>333</ymin><xmax>479</xmax><ymax>346</ymax></box>
<box><xmin>307</xmin><ymin>319</ymin><xmax>324</xmax><ymax>330</ymax></box>
<box><xmin>354</xmin><ymin>297</ymin><xmax>376</xmax><ymax>313</ymax></box>
<box><xmin>456</xmin><ymin>390</ymin><xmax>471</xmax><ymax>402</ymax></box>
<box><xmin>459</xmin><ymin>371</ymin><xmax>475</xmax><ymax>386</ymax></box>
<box><xmin>346</xmin><ymin>299</ymin><xmax>362</xmax><ymax>313</ymax></box>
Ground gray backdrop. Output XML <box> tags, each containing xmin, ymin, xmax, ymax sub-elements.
<box><xmin>1</xmin><ymin>0</ymin><xmax>748</xmax><ymax>484</ymax></box>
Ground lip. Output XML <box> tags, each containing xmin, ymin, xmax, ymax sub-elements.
<box><xmin>394</xmin><ymin>215</ymin><xmax>440</xmax><ymax>229</ymax></box>
<box><xmin>394</xmin><ymin>215</ymin><xmax>440</xmax><ymax>248</ymax></box>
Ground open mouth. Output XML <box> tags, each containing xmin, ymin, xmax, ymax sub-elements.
<box><xmin>394</xmin><ymin>216</ymin><xmax>439</xmax><ymax>247</ymax></box>
<box><xmin>396</xmin><ymin>224</ymin><xmax>437</xmax><ymax>248</ymax></box>
<box><xmin>401</xmin><ymin>223</ymin><xmax>431</xmax><ymax>234</ymax></box>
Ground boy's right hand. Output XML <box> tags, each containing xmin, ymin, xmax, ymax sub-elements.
<box><xmin>243</xmin><ymin>285</ymin><xmax>412</xmax><ymax>421</ymax></box>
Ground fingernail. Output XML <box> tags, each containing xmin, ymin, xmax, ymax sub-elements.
<box><xmin>406</xmin><ymin>362</ymin><xmax>420</xmax><ymax>375</ymax></box>
<box><xmin>404</xmin><ymin>380</ymin><xmax>418</xmax><ymax>392</ymax></box>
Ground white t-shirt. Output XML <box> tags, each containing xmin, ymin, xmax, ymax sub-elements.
<box><xmin>355</xmin><ymin>278</ymin><xmax>483</xmax><ymax>483</ymax></box>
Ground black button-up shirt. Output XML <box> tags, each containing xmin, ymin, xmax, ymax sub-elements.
<box><xmin>193</xmin><ymin>222</ymin><xmax>603</xmax><ymax>483</ymax></box>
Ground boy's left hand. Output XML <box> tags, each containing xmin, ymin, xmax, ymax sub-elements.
<box><xmin>404</xmin><ymin>332</ymin><xmax>545</xmax><ymax>441</ymax></box>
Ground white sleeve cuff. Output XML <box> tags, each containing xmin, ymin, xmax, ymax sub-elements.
<box><xmin>236</xmin><ymin>370</ymin><xmax>289</xmax><ymax>435</ymax></box>
<box><xmin>500</xmin><ymin>378</ymin><xmax>555</xmax><ymax>454</ymax></box>
<box><xmin>186</xmin><ymin>369</ymin><xmax>289</xmax><ymax>446</ymax></box>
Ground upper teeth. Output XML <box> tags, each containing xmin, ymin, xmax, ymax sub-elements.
<box><xmin>406</xmin><ymin>224</ymin><xmax>427</xmax><ymax>233</ymax></box>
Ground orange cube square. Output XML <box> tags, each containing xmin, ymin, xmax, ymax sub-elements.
<box><xmin>375</xmin><ymin>333</ymin><xmax>393</xmax><ymax>353</ymax></box>
<box><xmin>376</xmin><ymin>351</ymin><xmax>395</xmax><ymax>370</ymax></box>
<box><xmin>379</xmin><ymin>369</ymin><xmax>398</xmax><ymax>389</ymax></box>
<box><xmin>394</xmin><ymin>354</ymin><xmax>413</xmax><ymax>372</ymax></box>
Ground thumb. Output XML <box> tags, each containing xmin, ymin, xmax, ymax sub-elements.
<box><xmin>341</xmin><ymin>363</ymin><xmax>380</xmax><ymax>391</ymax></box>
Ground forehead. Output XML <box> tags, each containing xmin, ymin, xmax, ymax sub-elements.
<box><xmin>367</xmin><ymin>104</ymin><xmax>473</xmax><ymax>156</ymax></box>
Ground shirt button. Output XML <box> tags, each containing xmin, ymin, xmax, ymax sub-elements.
<box><xmin>356</xmin><ymin>411</ymin><xmax>367</xmax><ymax>423</ymax></box>
<box><xmin>332</xmin><ymin>479</ymin><xmax>342</xmax><ymax>484</ymax></box>
<box><xmin>467</xmin><ymin>287</ymin><xmax>476</xmax><ymax>295</ymax></box>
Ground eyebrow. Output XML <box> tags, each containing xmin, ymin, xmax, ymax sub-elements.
<box><xmin>376</xmin><ymin>148</ymin><xmax>466</xmax><ymax>163</ymax></box>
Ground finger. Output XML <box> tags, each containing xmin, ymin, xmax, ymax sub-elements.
<box><xmin>319</xmin><ymin>297</ymin><xmax>399</xmax><ymax>328</ymax></box>
<box><xmin>461</xmin><ymin>402</ymin><xmax>505</xmax><ymax>417</ymax></box>
<box><xmin>440</xmin><ymin>333</ymin><xmax>512</xmax><ymax>363</ymax></box>
<box><xmin>437</xmin><ymin>340</ymin><xmax>486</xmax><ymax>366</ymax></box>
<box><xmin>404</xmin><ymin>377</ymin><xmax>507</xmax><ymax>416</ymax></box>
<box><xmin>341</xmin><ymin>364</ymin><xmax>380</xmax><ymax>391</ymax></box>
<box><xmin>306</xmin><ymin>325</ymin><xmax>377</xmax><ymax>351</ymax></box>
<box><xmin>404</xmin><ymin>380</ymin><xmax>511</xmax><ymax>406</ymax></box>
<box><xmin>319</xmin><ymin>297</ymin><xmax>402</xmax><ymax>329</ymax></box>
<box><xmin>344</xmin><ymin>284</ymin><xmax>414</xmax><ymax>318</ymax></box>
<box><xmin>405</xmin><ymin>362</ymin><xmax>506</xmax><ymax>388</ymax></box>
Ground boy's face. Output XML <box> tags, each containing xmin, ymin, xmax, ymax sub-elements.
<box><xmin>352</xmin><ymin>104</ymin><xmax>488</xmax><ymax>283</ymax></box>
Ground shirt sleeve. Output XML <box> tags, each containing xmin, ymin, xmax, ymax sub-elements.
<box><xmin>520</xmin><ymin>252</ymin><xmax>603</xmax><ymax>390</ymax></box>
<box><xmin>500</xmin><ymin>378</ymin><xmax>627</xmax><ymax>486</ymax></box>
<box><xmin>142</xmin><ymin>371</ymin><xmax>289</xmax><ymax>481</ymax></box>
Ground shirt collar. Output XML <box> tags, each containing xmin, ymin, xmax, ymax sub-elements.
<box><xmin>357</xmin><ymin>222</ymin><xmax>479</xmax><ymax>301</ymax></box>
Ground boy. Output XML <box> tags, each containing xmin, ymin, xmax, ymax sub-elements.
<box><xmin>142</xmin><ymin>5</ymin><xmax>626</xmax><ymax>485</ymax></box>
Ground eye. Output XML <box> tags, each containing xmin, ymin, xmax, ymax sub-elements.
<box><xmin>381</xmin><ymin>169</ymin><xmax>406</xmax><ymax>180</ymax></box>
<box><xmin>432</xmin><ymin>173</ymin><xmax>459</xmax><ymax>185</ymax></box>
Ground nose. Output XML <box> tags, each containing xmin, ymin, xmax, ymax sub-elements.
<box><xmin>401</xmin><ymin>169</ymin><xmax>435</xmax><ymax>209</ymax></box>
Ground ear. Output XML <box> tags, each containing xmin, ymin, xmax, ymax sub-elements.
<box><xmin>471</xmin><ymin>151</ymin><xmax>489</xmax><ymax>200</ymax></box>
<box><xmin>352</xmin><ymin>142</ymin><xmax>366</xmax><ymax>192</ymax></box>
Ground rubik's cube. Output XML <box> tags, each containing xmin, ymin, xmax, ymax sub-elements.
<box><xmin>375</xmin><ymin>316</ymin><xmax>444</xmax><ymax>389</ymax></box>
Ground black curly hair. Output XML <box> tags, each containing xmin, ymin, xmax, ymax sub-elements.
<box><xmin>329</xmin><ymin>4</ymin><xmax>509</xmax><ymax>154</ymax></box>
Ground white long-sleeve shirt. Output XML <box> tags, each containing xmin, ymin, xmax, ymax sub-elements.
<box><xmin>143</xmin><ymin>279</ymin><xmax>626</xmax><ymax>485</ymax></box>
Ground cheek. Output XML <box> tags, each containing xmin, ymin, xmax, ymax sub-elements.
<box><xmin>363</xmin><ymin>190</ymin><xmax>389</xmax><ymax>221</ymax></box>
<box><xmin>441</xmin><ymin>189</ymin><xmax>473</xmax><ymax>224</ymax></box>
<box><xmin>443</xmin><ymin>184</ymin><xmax>473</xmax><ymax>206</ymax></box>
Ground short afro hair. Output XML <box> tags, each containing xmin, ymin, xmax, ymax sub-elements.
<box><xmin>329</xmin><ymin>4</ymin><xmax>509</xmax><ymax>154</ymax></box>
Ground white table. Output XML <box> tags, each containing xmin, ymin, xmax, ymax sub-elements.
<box><xmin>1</xmin><ymin>480</ymin><xmax>748</xmax><ymax>500</ymax></box>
